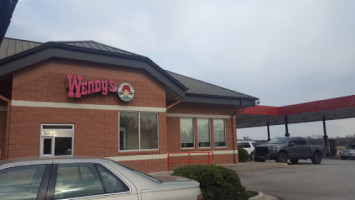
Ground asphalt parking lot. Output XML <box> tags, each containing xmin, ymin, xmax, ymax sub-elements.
<box><xmin>238</xmin><ymin>159</ymin><xmax>355</xmax><ymax>200</ymax></box>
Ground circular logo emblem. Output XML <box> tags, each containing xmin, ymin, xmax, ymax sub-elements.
<box><xmin>118</xmin><ymin>82</ymin><xmax>135</xmax><ymax>102</ymax></box>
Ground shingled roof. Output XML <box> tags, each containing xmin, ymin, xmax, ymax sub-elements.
<box><xmin>0</xmin><ymin>38</ymin><xmax>258</xmax><ymax>107</ymax></box>
<box><xmin>0</xmin><ymin>38</ymin><xmax>41</xmax><ymax>59</ymax></box>
<box><xmin>167</xmin><ymin>71</ymin><xmax>256</xmax><ymax>100</ymax></box>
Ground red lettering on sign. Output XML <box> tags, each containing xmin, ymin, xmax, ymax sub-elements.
<box><xmin>67</xmin><ymin>74</ymin><xmax>83</xmax><ymax>98</ymax></box>
<box><xmin>109</xmin><ymin>79</ymin><xmax>115</xmax><ymax>92</ymax></box>
<box><xmin>67</xmin><ymin>74</ymin><xmax>116</xmax><ymax>98</ymax></box>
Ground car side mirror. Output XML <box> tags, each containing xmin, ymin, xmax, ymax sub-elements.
<box><xmin>288</xmin><ymin>142</ymin><xmax>295</xmax><ymax>147</ymax></box>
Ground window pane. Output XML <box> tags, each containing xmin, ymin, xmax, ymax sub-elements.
<box><xmin>0</xmin><ymin>165</ymin><xmax>46</xmax><ymax>200</ymax></box>
<box><xmin>55</xmin><ymin>137</ymin><xmax>72</xmax><ymax>156</ymax></box>
<box><xmin>140</xmin><ymin>113</ymin><xmax>158</xmax><ymax>149</ymax></box>
<box><xmin>120</xmin><ymin>112</ymin><xmax>139</xmax><ymax>150</ymax></box>
<box><xmin>180</xmin><ymin>118</ymin><xmax>194</xmax><ymax>148</ymax></box>
<box><xmin>55</xmin><ymin>163</ymin><xmax>104</xmax><ymax>199</ymax></box>
<box><xmin>198</xmin><ymin>119</ymin><xmax>210</xmax><ymax>147</ymax></box>
<box><xmin>214</xmin><ymin>119</ymin><xmax>226</xmax><ymax>147</ymax></box>
<box><xmin>97</xmin><ymin>165</ymin><xmax>129</xmax><ymax>193</ymax></box>
<box><xmin>44</xmin><ymin>138</ymin><xmax>52</xmax><ymax>155</ymax></box>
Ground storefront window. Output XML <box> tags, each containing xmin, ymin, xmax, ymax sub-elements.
<box><xmin>198</xmin><ymin>119</ymin><xmax>210</xmax><ymax>148</ymax></box>
<box><xmin>180</xmin><ymin>118</ymin><xmax>194</xmax><ymax>148</ymax></box>
<box><xmin>120</xmin><ymin>112</ymin><xmax>158</xmax><ymax>151</ymax></box>
<box><xmin>214</xmin><ymin>119</ymin><xmax>226</xmax><ymax>147</ymax></box>
<box><xmin>119</xmin><ymin>112</ymin><xmax>139</xmax><ymax>150</ymax></box>
<box><xmin>140</xmin><ymin>112</ymin><xmax>158</xmax><ymax>150</ymax></box>
<box><xmin>40</xmin><ymin>124</ymin><xmax>74</xmax><ymax>157</ymax></box>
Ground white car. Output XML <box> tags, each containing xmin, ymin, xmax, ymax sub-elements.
<box><xmin>238</xmin><ymin>141</ymin><xmax>257</xmax><ymax>160</ymax></box>
<box><xmin>339</xmin><ymin>144</ymin><xmax>355</xmax><ymax>160</ymax></box>
<box><xmin>0</xmin><ymin>157</ymin><xmax>203</xmax><ymax>200</ymax></box>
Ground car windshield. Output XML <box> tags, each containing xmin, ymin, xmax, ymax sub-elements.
<box><xmin>268</xmin><ymin>138</ymin><xmax>289</xmax><ymax>144</ymax></box>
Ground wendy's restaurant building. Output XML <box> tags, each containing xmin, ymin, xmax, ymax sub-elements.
<box><xmin>0</xmin><ymin>38</ymin><xmax>258</xmax><ymax>172</ymax></box>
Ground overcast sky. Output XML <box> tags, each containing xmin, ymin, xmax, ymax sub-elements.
<box><xmin>5</xmin><ymin>0</ymin><xmax>355</xmax><ymax>140</ymax></box>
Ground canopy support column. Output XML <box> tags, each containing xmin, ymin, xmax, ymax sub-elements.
<box><xmin>284</xmin><ymin>115</ymin><xmax>290</xmax><ymax>137</ymax></box>
<box><xmin>323</xmin><ymin>116</ymin><xmax>329</xmax><ymax>157</ymax></box>
<box><xmin>267</xmin><ymin>122</ymin><xmax>271</xmax><ymax>141</ymax></box>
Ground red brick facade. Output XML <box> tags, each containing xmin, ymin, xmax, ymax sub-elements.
<box><xmin>0</xmin><ymin>109</ymin><xmax>6</xmax><ymax>158</ymax></box>
<box><xmin>1</xmin><ymin>59</ymin><xmax>240</xmax><ymax>172</ymax></box>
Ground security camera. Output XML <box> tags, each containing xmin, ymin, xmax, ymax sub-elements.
<box><xmin>255</xmin><ymin>99</ymin><xmax>260</xmax><ymax>105</ymax></box>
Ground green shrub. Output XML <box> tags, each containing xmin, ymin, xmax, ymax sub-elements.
<box><xmin>172</xmin><ymin>165</ymin><xmax>249</xmax><ymax>200</ymax></box>
<box><xmin>238</xmin><ymin>147</ymin><xmax>249</xmax><ymax>162</ymax></box>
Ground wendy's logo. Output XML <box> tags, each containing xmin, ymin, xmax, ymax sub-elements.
<box><xmin>118</xmin><ymin>83</ymin><xmax>135</xmax><ymax>102</ymax></box>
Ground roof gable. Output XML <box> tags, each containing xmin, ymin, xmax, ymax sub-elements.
<box><xmin>0</xmin><ymin>38</ymin><xmax>258</xmax><ymax>107</ymax></box>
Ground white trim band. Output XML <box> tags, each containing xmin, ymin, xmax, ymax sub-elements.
<box><xmin>11</xmin><ymin>100</ymin><xmax>166</xmax><ymax>113</ymax></box>
<box><xmin>107</xmin><ymin>150</ymin><xmax>238</xmax><ymax>162</ymax></box>
<box><xmin>167</xmin><ymin>113</ymin><xmax>230</xmax><ymax>119</ymax></box>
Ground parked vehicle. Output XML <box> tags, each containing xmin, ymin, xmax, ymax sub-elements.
<box><xmin>338</xmin><ymin>144</ymin><xmax>355</xmax><ymax>160</ymax></box>
<box><xmin>254</xmin><ymin>137</ymin><xmax>324</xmax><ymax>164</ymax></box>
<box><xmin>238</xmin><ymin>140</ymin><xmax>256</xmax><ymax>160</ymax></box>
<box><xmin>0</xmin><ymin>157</ymin><xmax>203</xmax><ymax>200</ymax></box>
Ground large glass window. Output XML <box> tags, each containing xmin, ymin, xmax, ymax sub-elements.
<box><xmin>214</xmin><ymin>119</ymin><xmax>226</xmax><ymax>147</ymax></box>
<box><xmin>0</xmin><ymin>165</ymin><xmax>46</xmax><ymax>200</ymax></box>
<box><xmin>180</xmin><ymin>118</ymin><xmax>195</xmax><ymax>148</ymax></box>
<box><xmin>140</xmin><ymin>112</ymin><xmax>158</xmax><ymax>149</ymax></box>
<box><xmin>120</xmin><ymin>112</ymin><xmax>158</xmax><ymax>151</ymax></box>
<box><xmin>198</xmin><ymin>119</ymin><xmax>211</xmax><ymax>148</ymax></box>
<box><xmin>119</xmin><ymin>112</ymin><xmax>139</xmax><ymax>150</ymax></box>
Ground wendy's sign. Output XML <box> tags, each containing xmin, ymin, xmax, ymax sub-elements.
<box><xmin>118</xmin><ymin>83</ymin><xmax>135</xmax><ymax>102</ymax></box>
<box><xmin>67</xmin><ymin>74</ymin><xmax>134</xmax><ymax>102</ymax></box>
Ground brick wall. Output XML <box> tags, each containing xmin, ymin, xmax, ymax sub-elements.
<box><xmin>12</xmin><ymin>59</ymin><xmax>166</xmax><ymax>108</ymax></box>
<box><xmin>7</xmin><ymin>60</ymin><xmax>168</xmax><ymax>166</ymax></box>
<box><xmin>5</xmin><ymin>59</ymin><xmax>240</xmax><ymax>173</ymax></box>
<box><xmin>167</xmin><ymin>102</ymin><xmax>239</xmax><ymax>167</ymax></box>
<box><xmin>0</xmin><ymin>110</ymin><xmax>6</xmax><ymax>158</ymax></box>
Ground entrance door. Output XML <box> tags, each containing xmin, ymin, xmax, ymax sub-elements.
<box><xmin>40</xmin><ymin>124</ymin><xmax>74</xmax><ymax>157</ymax></box>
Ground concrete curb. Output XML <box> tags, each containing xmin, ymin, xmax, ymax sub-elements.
<box><xmin>249</xmin><ymin>191</ymin><xmax>279</xmax><ymax>200</ymax></box>
<box><xmin>249</xmin><ymin>191</ymin><xmax>264</xmax><ymax>200</ymax></box>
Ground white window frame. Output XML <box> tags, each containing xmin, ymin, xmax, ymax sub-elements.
<box><xmin>118</xmin><ymin>112</ymin><xmax>159</xmax><ymax>152</ymax></box>
<box><xmin>180</xmin><ymin>118</ymin><xmax>195</xmax><ymax>149</ymax></box>
<box><xmin>197</xmin><ymin>118</ymin><xmax>211</xmax><ymax>148</ymax></box>
<box><xmin>40</xmin><ymin>124</ymin><xmax>74</xmax><ymax>157</ymax></box>
<box><xmin>213</xmin><ymin>119</ymin><xmax>227</xmax><ymax>148</ymax></box>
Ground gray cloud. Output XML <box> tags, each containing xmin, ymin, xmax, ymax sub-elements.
<box><xmin>6</xmin><ymin>0</ymin><xmax>355</xmax><ymax>139</ymax></box>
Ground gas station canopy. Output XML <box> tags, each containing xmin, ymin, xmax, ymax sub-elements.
<box><xmin>237</xmin><ymin>95</ymin><xmax>355</xmax><ymax>128</ymax></box>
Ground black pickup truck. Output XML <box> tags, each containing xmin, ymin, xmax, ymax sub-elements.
<box><xmin>254</xmin><ymin>137</ymin><xmax>324</xmax><ymax>164</ymax></box>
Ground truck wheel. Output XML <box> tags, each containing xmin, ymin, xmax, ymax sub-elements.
<box><xmin>290</xmin><ymin>159</ymin><xmax>299</xmax><ymax>164</ymax></box>
<box><xmin>277</xmin><ymin>152</ymin><xmax>288</xmax><ymax>163</ymax></box>
<box><xmin>311</xmin><ymin>151</ymin><xmax>322</xmax><ymax>164</ymax></box>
